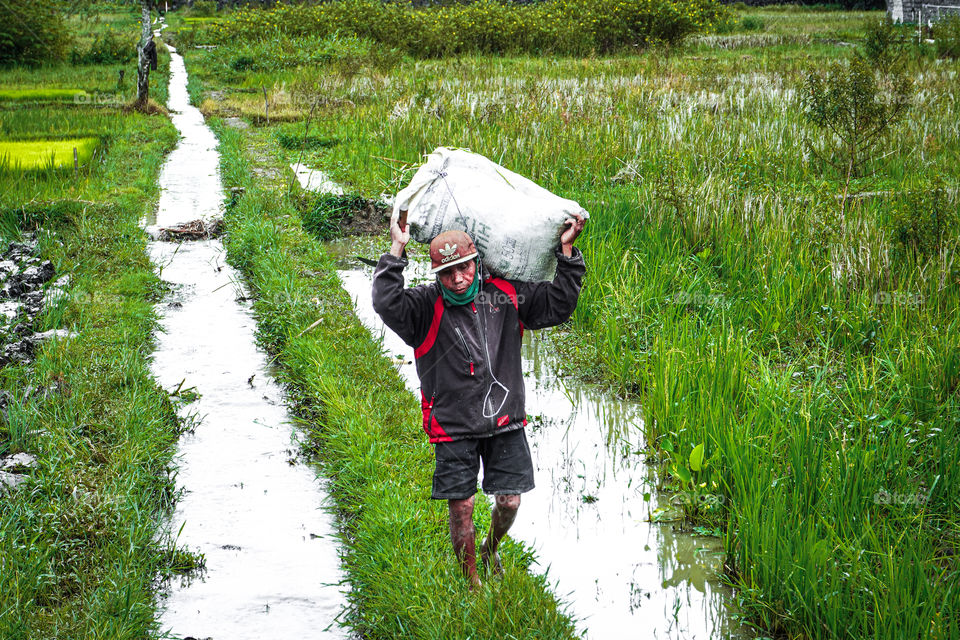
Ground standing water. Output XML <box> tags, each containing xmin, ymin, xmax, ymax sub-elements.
<box><xmin>148</xmin><ymin>46</ymin><xmax>348</xmax><ymax>639</ymax></box>
<box><xmin>336</xmin><ymin>252</ymin><xmax>749</xmax><ymax>640</ymax></box>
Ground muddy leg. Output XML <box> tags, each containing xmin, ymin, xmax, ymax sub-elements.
<box><xmin>481</xmin><ymin>494</ymin><xmax>520</xmax><ymax>576</ymax></box>
<box><xmin>448</xmin><ymin>496</ymin><xmax>481</xmax><ymax>589</ymax></box>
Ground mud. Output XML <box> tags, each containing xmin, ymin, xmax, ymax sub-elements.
<box><xmin>335</xmin><ymin>253</ymin><xmax>751</xmax><ymax>640</ymax></box>
<box><xmin>0</xmin><ymin>233</ymin><xmax>73</xmax><ymax>367</ymax></box>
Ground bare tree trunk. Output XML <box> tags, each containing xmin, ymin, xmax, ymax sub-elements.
<box><xmin>135</xmin><ymin>0</ymin><xmax>152</xmax><ymax>108</ymax></box>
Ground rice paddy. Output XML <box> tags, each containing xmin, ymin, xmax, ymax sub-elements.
<box><xmin>0</xmin><ymin>137</ymin><xmax>99</xmax><ymax>170</ymax></box>
<box><xmin>0</xmin><ymin>88</ymin><xmax>89</xmax><ymax>102</ymax></box>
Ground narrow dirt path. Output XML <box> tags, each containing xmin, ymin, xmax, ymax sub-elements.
<box><xmin>148</xmin><ymin>46</ymin><xmax>349</xmax><ymax>640</ymax></box>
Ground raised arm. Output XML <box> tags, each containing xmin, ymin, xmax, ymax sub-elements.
<box><xmin>371</xmin><ymin>215</ymin><xmax>434</xmax><ymax>347</ymax></box>
<box><xmin>515</xmin><ymin>215</ymin><xmax>587</xmax><ymax>330</ymax></box>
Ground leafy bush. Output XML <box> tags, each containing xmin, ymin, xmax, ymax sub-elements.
<box><xmin>188</xmin><ymin>0</ymin><xmax>218</xmax><ymax>17</ymax></box>
<box><xmin>935</xmin><ymin>14</ymin><xmax>960</xmax><ymax>60</ymax></box>
<box><xmin>69</xmin><ymin>29</ymin><xmax>136</xmax><ymax>65</ymax></box>
<box><xmin>801</xmin><ymin>57</ymin><xmax>912</xmax><ymax>182</ymax></box>
<box><xmin>198</xmin><ymin>0</ymin><xmax>728</xmax><ymax>57</ymax></box>
<box><xmin>0</xmin><ymin>2</ymin><xmax>72</xmax><ymax>65</ymax></box>
<box><xmin>741</xmin><ymin>15</ymin><xmax>764</xmax><ymax>31</ymax></box>
<box><xmin>861</xmin><ymin>15</ymin><xmax>910</xmax><ymax>73</ymax></box>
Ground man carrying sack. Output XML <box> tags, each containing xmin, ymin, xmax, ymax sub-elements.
<box><xmin>372</xmin><ymin>213</ymin><xmax>586</xmax><ymax>589</ymax></box>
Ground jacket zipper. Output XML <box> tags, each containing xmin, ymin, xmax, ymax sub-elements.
<box><xmin>453</xmin><ymin>326</ymin><xmax>474</xmax><ymax>376</ymax></box>
<box><xmin>471</xmin><ymin>299</ymin><xmax>496</xmax><ymax>427</ymax></box>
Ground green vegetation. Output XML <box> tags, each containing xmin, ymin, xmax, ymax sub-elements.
<box><xmin>179</xmin><ymin>4</ymin><xmax>960</xmax><ymax>638</ymax></box>
<box><xmin>0</xmin><ymin>89</ymin><xmax>88</xmax><ymax>102</ymax></box>
<box><xmin>192</xmin><ymin>0</ymin><xmax>728</xmax><ymax>57</ymax></box>
<box><xmin>0</xmin><ymin>2</ymin><xmax>71</xmax><ymax>65</ymax></box>
<box><xmin>0</xmin><ymin>138</ymin><xmax>100</xmax><ymax>170</ymax></box>
<box><xmin>936</xmin><ymin>14</ymin><xmax>960</xmax><ymax>60</ymax></box>
<box><xmin>212</xmin><ymin>120</ymin><xmax>579</xmax><ymax>639</ymax></box>
<box><xmin>1</xmin><ymin>6</ymin><xmax>189</xmax><ymax>638</ymax></box>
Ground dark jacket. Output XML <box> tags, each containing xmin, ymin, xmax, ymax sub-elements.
<box><xmin>372</xmin><ymin>247</ymin><xmax>586</xmax><ymax>442</ymax></box>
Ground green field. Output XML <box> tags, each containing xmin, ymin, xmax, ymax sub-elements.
<box><xmin>176</xmin><ymin>4</ymin><xmax>960</xmax><ymax>639</ymax></box>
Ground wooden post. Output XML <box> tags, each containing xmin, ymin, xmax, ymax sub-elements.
<box><xmin>73</xmin><ymin>147</ymin><xmax>78</xmax><ymax>176</ymax></box>
<box><xmin>263</xmin><ymin>86</ymin><xmax>269</xmax><ymax>125</ymax></box>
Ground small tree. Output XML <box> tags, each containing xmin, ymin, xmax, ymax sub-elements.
<box><xmin>801</xmin><ymin>56</ymin><xmax>912</xmax><ymax>210</ymax></box>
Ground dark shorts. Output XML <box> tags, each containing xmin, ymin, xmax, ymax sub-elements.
<box><xmin>431</xmin><ymin>428</ymin><xmax>535</xmax><ymax>500</ymax></box>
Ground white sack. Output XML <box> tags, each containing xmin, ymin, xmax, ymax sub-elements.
<box><xmin>393</xmin><ymin>147</ymin><xmax>588</xmax><ymax>282</ymax></box>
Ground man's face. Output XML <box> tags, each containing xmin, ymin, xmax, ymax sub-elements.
<box><xmin>437</xmin><ymin>259</ymin><xmax>477</xmax><ymax>294</ymax></box>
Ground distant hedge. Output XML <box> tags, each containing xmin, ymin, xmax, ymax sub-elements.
<box><xmin>718</xmin><ymin>0</ymin><xmax>885</xmax><ymax>8</ymax></box>
<box><xmin>0</xmin><ymin>2</ymin><xmax>71</xmax><ymax>65</ymax></box>
<box><xmin>202</xmin><ymin>0</ymin><xmax>728</xmax><ymax>56</ymax></box>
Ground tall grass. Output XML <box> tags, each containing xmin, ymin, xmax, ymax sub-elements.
<box><xmin>180</xmin><ymin>6</ymin><xmax>960</xmax><ymax>638</ymax></box>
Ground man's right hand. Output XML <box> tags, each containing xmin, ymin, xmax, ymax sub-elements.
<box><xmin>390</xmin><ymin>214</ymin><xmax>410</xmax><ymax>257</ymax></box>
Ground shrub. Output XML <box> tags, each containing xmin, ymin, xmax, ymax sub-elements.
<box><xmin>935</xmin><ymin>14</ymin><xmax>960</xmax><ymax>60</ymax></box>
<box><xmin>69</xmin><ymin>29</ymin><xmax>136</xmax><ymax>65</ymax></box>
<box><xmin>801</xmin><ymin>57</ymin><xmax>912</xmax><ymax>183</ymax></box>
<box><xmin>862</xmin><ymin>15</ymin><xmax>909</xmax><ymax>73</ymax></box>
<box><xmin>741</xmin><ymin>15</ymin><xmax>764</xmax><ymax>31</ymax></box>
<box><xmin>189</xmin><ymin>0</ymin><xmax>218</xmax><ymax>17</ymax></box>
<box><xmin>199</xmin><ymin>0</ymin><xmax>729</xmax><ymax>57</ymax></box>
<box><xmin>0</xmin><ymin>2</ymin><xmax>72</xmax><ymax>65</ymax></box>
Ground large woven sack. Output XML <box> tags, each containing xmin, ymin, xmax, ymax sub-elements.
<box><xmin>393</xmin><ymin>147</ymin><xmax>588</xmax><ymax>282</ymax></box>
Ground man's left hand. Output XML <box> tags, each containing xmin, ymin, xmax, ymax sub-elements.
<box><xmin>560</xmin><ymin>214</ymin><xmax>586</xmax><ymax>257</ymax></box>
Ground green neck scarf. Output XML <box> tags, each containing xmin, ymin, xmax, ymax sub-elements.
<box><xmin>439</xmin><ymin>261</ymin><xmax>481</xmax><ymax>306</ymax></box>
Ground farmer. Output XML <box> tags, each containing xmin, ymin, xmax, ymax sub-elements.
<box><xmin>372</xmin><ymin>214</ymin><xmax>586</xmax><ymax>588</ymax></box>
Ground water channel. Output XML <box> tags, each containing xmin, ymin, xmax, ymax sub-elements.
<box><xmin>335</xmin><ymin>251</ymin><xmax>750</xmax><ymax>640</ymax></box>
<box><xmin>147</xmin><ymin>46</ymin><xmax>348</xmax><ymax>639</ymax></box>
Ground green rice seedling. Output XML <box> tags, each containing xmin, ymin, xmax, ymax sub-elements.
<box><xmin>0</xmin><ymin>88</ymin><xmax>89</xmax><ymax>102</ymax></box>
<box><xmin>0</xmin><ymin>138</ymin><xmax>100</xmax><ymax>170</ymax></box>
